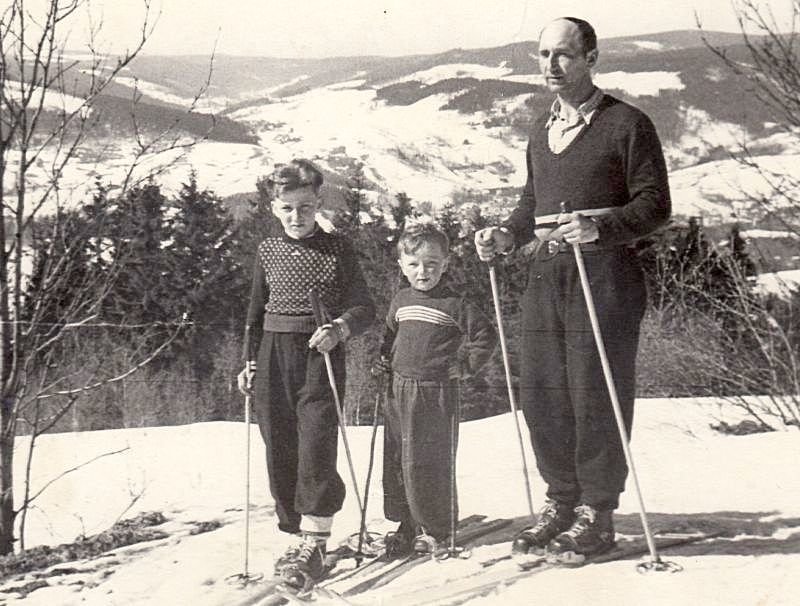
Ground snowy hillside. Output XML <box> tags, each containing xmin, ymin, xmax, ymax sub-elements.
<box><xmin>2</xmin><ymin>397</ymin><xmax>799</xmax><ymax>605</ymax></box>
<box><xmin>8</xmin><ymin>29</ymin><xmax>794</xmax><ymax>231</ymax></box>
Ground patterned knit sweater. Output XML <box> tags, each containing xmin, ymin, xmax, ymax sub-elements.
<box><xmin>504</xmin><ymin>94</ymin><xmax>671</xmax><ymax>247</ymax></box>
<box><xmin>243</xmin><ymin>226</ymin><xmax>374</xmax><ymax>361</ymax></box>
<box><xmin>384</xmin><ymin>284</ymin><xmax>496</xmax><ymax>381</ymax></box>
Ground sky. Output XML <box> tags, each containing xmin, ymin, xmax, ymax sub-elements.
<box><xmin>60</xmin><ymin>0</ymin><xmax>792</xmax><ymax>58</ymax></box>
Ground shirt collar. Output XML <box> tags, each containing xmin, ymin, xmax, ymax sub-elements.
<box><xmin>546</xmin><ymin>87</ymin><xmax>604</xmax><ymax>128</ymax></box>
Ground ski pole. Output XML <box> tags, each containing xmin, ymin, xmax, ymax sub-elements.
<box><xmin>355</xmin><ymin>376</ymin><xmax>384</xmax><ymax>562</ymax></box>
<box><xmin>227</xmin><ymin>373</ymin><xmax>263</xmax><ymax>585</ymax></box>
<box><xmin>308</xmin><ymin>289</ymin><xmax>364</xmax><ymax>516</ymax></box>
<box><xmin>487</xmin><ymin>261</ymin><xmax>536</xmax><ymax>520</ymax></box>
<box><xmin>570</xmin><ymin>241</ymin><xmax>679</xmax><ymax>573</ymax></box>
<box><xmin>243</xmin><ymin>391</ymin><xmax>253</xmax><ymax>577</ymax></box>
<box><xmin>446</xmin><ymin>385</ymin><xmax>470</xmax><ymax>559</ymax></box>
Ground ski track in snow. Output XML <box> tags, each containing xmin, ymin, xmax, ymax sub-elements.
<box><xmin>3</xmin><ymin>397</ymin><xmax>799</xmax><ymax>605</ymax></box>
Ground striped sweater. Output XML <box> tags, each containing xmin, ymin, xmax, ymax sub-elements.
<box><xmin>385</xmin><ymin>284</ymin><xmax>496</xmax><ymax>381</ymax></box>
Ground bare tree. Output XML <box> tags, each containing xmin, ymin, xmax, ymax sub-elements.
<box><xmin>0</xmin><ymin>0</ymin><xmax>210</xmax><ymax>554</ymax></box>
<box><xmin>699</xmin><ymin>0</ymin><xmax>800</xmax><ymax>235</ymax></box>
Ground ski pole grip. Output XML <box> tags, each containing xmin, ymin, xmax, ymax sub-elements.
<box><xmin>308</xmin><ymin>289</ymin><xmax>325</xmax><ymax>328</ymax></box>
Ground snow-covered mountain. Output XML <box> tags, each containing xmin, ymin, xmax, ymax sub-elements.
<box><xmin>9</xmin><ymin>30</ymin><xmax>797</xmax><ymax>228</ymax></box>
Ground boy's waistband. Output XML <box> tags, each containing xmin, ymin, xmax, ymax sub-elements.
<box><xmin>264</xmin><ymin>313</ymin><xmax>317</xmax><ymax>334</ymax></box>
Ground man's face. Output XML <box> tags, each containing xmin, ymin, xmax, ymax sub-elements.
<box><xmin>398</xmin><ymin>243</ymin><xmax>449</xmax><ymax>292</ymax></box>
<box><xmin>271</xmin><ymin>186</ymin><xmax>321</xmax><ymax>239</ymax></box>
<box><xmin>538</xmin><ymin>19</ymin><xmax>597</xmax><ymax>101</ymax></box>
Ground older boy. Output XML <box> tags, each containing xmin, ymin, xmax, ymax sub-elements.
<box><xmin>237</xmin><ymin>159</ymin><xmax>375</xmax><ymax>587</ymax></box>
<box><xmin>377</xmin><ymin>223</ymin><xmax>496</xmax><ymax>555</ymax></box>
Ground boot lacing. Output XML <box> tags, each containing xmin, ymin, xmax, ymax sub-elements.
<box><xmin>295</xmin><ymin>538</ymin><xmax>323</xmax><ymax>565</ymax></box>
<box><xmin>528</xmin><ymin>500</ymin><xmax>561</xmax><ymax>534</ymax></box>
<box><xmin>562</xmin><ymin>505</ymin><xmax>597</xmax><ymax>539</ymax></box>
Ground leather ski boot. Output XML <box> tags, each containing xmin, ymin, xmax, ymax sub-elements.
<box><xmin>281</xmin><ymin>532</ymin><xmax>328</xmax><ymax>591</ymax></box>
<box><xmin>385</xmin><ymin>519</ymin><xmax>417</xmax><ymax>557</ymax></box>
<box><xmin>511</xmin><ymin>499</ymin><xmax>575</xmax><ymax>566</ymax></box>
<box><xmin>546</xmin><ymin>504</ymin><xmax>615</xmax><ymax>565</ymax></box>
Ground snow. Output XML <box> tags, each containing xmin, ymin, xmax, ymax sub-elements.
<box><xmin>741</xmin><ymin>229</ymin><xmax>799</xmax><ymax>240</ymax></box>
<box><xmin>2</xmin><ymin>140</ymin><xmax>272</xmax><ymax>214</ymax></box>
<box><xmin>753</xmin><ymin>269</ymin><xmax>800</xmax><ymax>299</ymax></box>
<box><xmin>4</xmin><ymin>80</ymin><xmax>86</xmax><ymax>114</ymax></box>
<box><xmin>630</xmin><ymin>41</ymin><xmax>666</xmax><ymax>51</ymax></box>
<box><xmin>4</xmin><ymin>396</ymin><xmax>800</xmax><ymax>605</ymax></box>
<box><xmin>390</xmin><ymin>63</ymin><xmax>513</xmax><ymax>86</ymax></box>
<box><xmin>501</xmin><ymin>71</ymin><xmax>685</xmax><ymax>98</ymax></box>
<box><xmin>231</xmin><ymin>87</ymin><xmax>524</xmax><ymax>205</ymax></box>
<box><xmin>113</xmin><ymin>76</ymin><xmax>221</xmax><ymax>113</ymax></box>
<box><xmin>7</xmin><ymin>67</ymin><xmax>799</xmax><ymax>228</ymax></box>
<box><xmin>593</xmin><ymin>71</ymin><xmax>685</xmax><ymax>97</ymax></box>
<box><xmin>668</xmin><ymin>153</ymin><xmax>800</xmax><ymax>222</ymax></box>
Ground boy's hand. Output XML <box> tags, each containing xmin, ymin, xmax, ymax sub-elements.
<box><xmin>448</xmin><ymin>356</ymin><xmax>471</xmax><ymax>381</ymax></box>
<box><xmin>370</xmin><ymin>356</ymin><xmax>391</xmax><ymax>377</ymax></box>
<box><xmin>309</xmin><ymin>323</ymin><xmax>341</xmax><ymax>353</ymax></box>
<box><xmin>237</xmin><ymin>362</ymin><xmax>256</xmax><ymax>396</ymax></box>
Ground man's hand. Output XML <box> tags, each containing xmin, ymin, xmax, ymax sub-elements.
<box><xmin>474</xmin><ymin>227</ymin><xmax>514</xmax><ymax>261</ymax></box>
<box><xmin>554</xmin><ymin>213</ymin><xmax>599</xmax><ymax>244</ymax></box>
<box><xmin>308</xmin><ymin>323</ymin><xmax>342</xmax><ymax>354</ymax></box>
<box><xmin>237</xmin><ymin>362</ymin><xmax>256</xmax><ymax>396</ymax></box>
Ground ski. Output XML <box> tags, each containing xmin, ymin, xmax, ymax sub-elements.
<box><xmin>374</xmin><ymin>531</ymin><xmax>720</xmax><ymax>606</ymax></box>
<box><xmin>339</xmin><ymin>517</ymin><xmax>513</xmax><ymax>597</ymax></box>
<box><xmin>231</xmin><ymin>543</ymin><xmax>375</xmax><ymax>606</ymax></box>
<box><xmin>318</xmin><ymin>514</ymin><xmax>487</xmax><ymax>590</ymax></box>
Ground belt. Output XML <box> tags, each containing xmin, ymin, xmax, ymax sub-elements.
<box><xmin>535</xmin><ymin>207</ymin><xmax>615</xmax><ymax>229</ymax></box>
<box><xmin>541</xmin><ymin>240</ymin><xmax>602</xmax><ymax>255</ymax></box>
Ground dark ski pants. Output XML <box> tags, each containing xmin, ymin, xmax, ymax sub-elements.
<box><xmin>383</xmin><ymin>375</ymin><xmax>460</xmax><ymax>540</ymax></box>
<box><xmin>520</xmin><ymin>246</ymin><xmax>647</xmax><ymax>511</ymax></box>
<box><xmin>252</xmin><ymin>331</ymin><xmax>346</xmax><ymax>534</ymax></box>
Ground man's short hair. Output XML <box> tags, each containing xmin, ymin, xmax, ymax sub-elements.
<box><xmin>267</xmin><ymin>159</ymin><xmax>323</xmax><ymax>196</ymax></box>
<box><xmin>397</xmin><ymin>222</ymin><xmax>450</xmax><ymax>256</ymax></box>
<box><xmin>563</xmin><ymin>17</ymin><xmax>597</xmax><ymax>54</ymax></box>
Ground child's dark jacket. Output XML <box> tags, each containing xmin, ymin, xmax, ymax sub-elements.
<box><xmin>385</xmin><ymin>283</ymin><xmax>496</xmax><ymax>381</ymax></box>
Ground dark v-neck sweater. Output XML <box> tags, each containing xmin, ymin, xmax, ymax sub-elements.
<box><xmin>504</xmin><ymin>94</ymin><xmax>671</xmax><ymax>247</ymax></box>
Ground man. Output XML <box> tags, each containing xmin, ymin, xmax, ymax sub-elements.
<box><xmin>474</xmin><ymin>17</ymin><xmax>670</xmax><ymax>564</ymax></box>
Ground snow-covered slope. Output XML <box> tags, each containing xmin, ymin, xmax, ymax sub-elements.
<box><xmin>3</xmin><ymin>397</ymin><xmax>799</xmax><ymax>605</ymax></box>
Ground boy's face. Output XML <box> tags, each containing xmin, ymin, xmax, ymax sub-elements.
<box><xmin>398</xmin><ymin>242</ymin><xmax>449</xmax><ymax>291</ymax></box>
<box><xmin>271</xmin><ymin>186</ymin><xmax>321</xmax><ymax>239</ymax></box>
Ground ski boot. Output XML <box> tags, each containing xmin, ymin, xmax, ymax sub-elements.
<box><xmin>273</xmin><ymin>533</ymin><xmax>302</xmax><ymax>576</ymax></box>
<box><xmin>511</xmin><ymin>499</ymin><xmax>575</xmax><ymax>568</ymax></box>
<box><xmin>412</xmin><ymin>530</ymin><xmax>442</xmax><ymax>555</ymax></box>
<box><xmin>281</xmin><ymin>532</ymin><xmax>328</xmax><ymax>593</ymax></box>
<box><xmin>545</xmin><ymin>504</ymin><xmax>615</xmax><ymax>565</ymax></box>
<box><xmin>384</xmin><ymin>520</ymin><xmax>417</xmax><ymax>558</ymax></box>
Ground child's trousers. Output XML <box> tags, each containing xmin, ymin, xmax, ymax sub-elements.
<box><xmin>252</xmin><ymin>331</ymin><xmax>346</xmax><ymax>534</ymax></box>
<box><xmin>383</xmin><ymin>375</ymin><xmax>460</xmax><ymax>540</ymax></box>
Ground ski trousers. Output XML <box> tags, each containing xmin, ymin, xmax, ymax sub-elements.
<box><xmin>383</xmin><ymin>374</ymin><xmax>460</xmax><ymax>540</ymax></box>
<box><xmin>520</xmin><ymin>245</ymin><xmax>647</xmax><ymax>510</ymax></box>
<box><xmin>252</xmin><ymin>331</ymin><xmax>346</xmax><ymax>534</ymax></box>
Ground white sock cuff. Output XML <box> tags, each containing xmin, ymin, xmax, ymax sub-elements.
<box><xmin>300</xmin><ymin>514</ymin><xmax>333</xmax><ymax>535</ymax></box>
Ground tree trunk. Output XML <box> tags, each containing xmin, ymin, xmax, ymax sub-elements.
<box><xmin>0</xmin><ymin>420</ymin><xmax>15</xmax><ymax>555</ymax></box>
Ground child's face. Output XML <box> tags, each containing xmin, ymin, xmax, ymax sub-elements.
<box><xmin>398</xmin><ymin>243</ymin><xmax>449</xmax><ymax>291</ymax></box>
<box><xmin>271</xmin><ymin>186</ymin><xmax>321</xmax><ymax>239</ymax></box>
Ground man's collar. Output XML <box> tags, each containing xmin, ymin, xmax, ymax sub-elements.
<box><xmin>546</xmin><ymin>87</ymin><xmax>604</xmax><ymax>128</ymax></box>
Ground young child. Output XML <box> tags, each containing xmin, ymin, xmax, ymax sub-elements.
<box><xmin>375</xmin><ymin>223</ymin><xmax>496</xmax><ymax>555</ymax></box>
<box><xmin>237</xmin><ymin>159</ymin><xmax>375</xmax><ymax>587</ymax></box>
